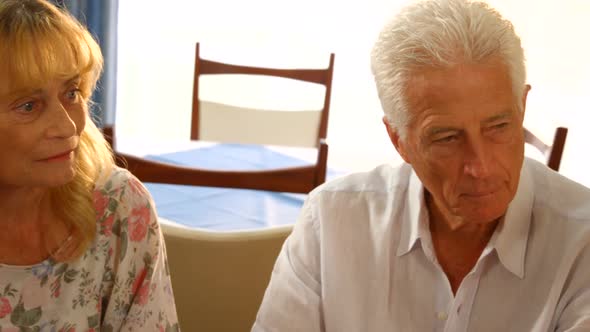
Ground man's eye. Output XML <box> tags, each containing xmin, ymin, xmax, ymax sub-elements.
<box><xmin>492</xmin><ymin>122</ymin><xmax>509</xmax><ymax>130</ymax></box>
<box><xmin>16</xmin><ymin>101</ymin><xmax>36</xmax><ymax>113</ymax></box>
<box><xmin>434</xmin><ymin>135</ymin><xmax>458</xmax><ymax>144</ymax></box>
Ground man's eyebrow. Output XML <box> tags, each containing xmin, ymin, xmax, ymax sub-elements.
<box><xmin>482</xmin><ymin>111</ymin><xmax>512</xmax><ymax>125</ymax></box>
<box><xmin>424</xmin><ymin>111</ymin><xmax>514</xmax><ymax>137</ymax></box>
<box><xmin>426</xmin><ymin>126</ymin><xmax>460</xmax><ymax>137</ymax></box>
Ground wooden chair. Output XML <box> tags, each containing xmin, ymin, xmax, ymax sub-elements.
<box><xmin>103</xmin><ymin>44</ymin><xmax>334</xmax><ymax>194</ymax></box>
<box><xmin>160</xmin><ymin>220</ymin><xmax>292</xmax><ymax>332</ymax></box>
<box><xmin>102</xmin><ymin>125</ymin><xmax>115</xmax><ymax>148</ymax></box>
<box><xmin>191</xmin><ymin>43</ymin><xmax>334</xmax><ymax>146</ymax></box>
<box><xmin>524</xmin><ymin>126</ymin><xmax>568</xmax><ymax>172</ymax></box>
<box><xmin>102</xmin><ymin>125</ymin><xmax>327</xmax><ymax>193</ymax></box>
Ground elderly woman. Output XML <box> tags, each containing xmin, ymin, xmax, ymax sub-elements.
<box><xmin>0</xmin><ymin>0</ymin><xmax>179</xmax><ymax>330</ymax></box>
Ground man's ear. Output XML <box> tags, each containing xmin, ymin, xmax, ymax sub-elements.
<box><xmin>522</xmin><ymin>84</ymin><xmax>531</xmax><ymax>116</ymax></box>
<box><xmin>382</xmin><ymin>116</ymin><xmax>411</xmax><ymax>163</ymax></box>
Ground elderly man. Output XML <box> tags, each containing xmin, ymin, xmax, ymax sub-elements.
<box><xmin>253</xmin><ymin>0</ymin><xmax>590</xmax><ymax>331</ymax></box>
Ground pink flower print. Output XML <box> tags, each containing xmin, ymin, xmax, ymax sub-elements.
<box><xmin>128</xmin><ymin>206</ymin><xmax>150</xmax><ymax>242</ymax></box>
<box><xmin>132</xmin><ymin>267</ymin><xmax>147</xmax><ymax>295</ymax></box>
<box><xmin>136</xmin><ymin>281</ymin><xmax>150</xmax><ymax>305</ymax></box>
<box><xmin>0</xmin><ymin>297</ymin><xmax>12</xmax><ymax>318</ymax></box>
<box><xmin>132</xmin><ymin>267</ymin><xmax>150</xmax><ymax>305</ymax></box>
<box><xmin>100</xmin><ymin>214</ymin><xmax>115</xmax><ymax>236</ymax></box>
<box><xmin>1</xmin><ymin>328</ymin><xmax>19</xmax><ymax>332</ymax></box>
<box><xmin>58</xmin><ymin>327</ymin><xmax>75</xmax><ymax>332</ymax></box>
<box><xmin>93</xmin><ymin>191</ymin><xmax>110</xmax><ymax>217</ymax></box>
<box><xmin>129</xmin><ymin>177</ymin><xmax>146</xmax><ymax>195</ymax></box>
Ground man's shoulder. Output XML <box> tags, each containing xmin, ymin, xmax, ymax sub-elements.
<box><xmin>311</xmin><ymin>163</ymin><xmax>413</xmax><ymax>195</ymax></box>
<box><xmin>526</xmin><ymin>158</ymin><xmax>590</xmax><ymax>222</ymax></box>
<box><xmin>299</xmin><ymin>163</ymin><xmax>413</xmax><ymax>236</ymax></box>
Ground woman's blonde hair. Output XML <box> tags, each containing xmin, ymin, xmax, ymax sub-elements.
<box><xmin>0</xmin><ymin>0</ymin><xmax>115</xmax><ymax>260</ymax></box>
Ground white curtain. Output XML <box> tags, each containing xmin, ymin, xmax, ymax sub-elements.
<box><xmin>117</xmin><ymin>0</ymin><xmax>590</xmax><ymax>185</ymax></box>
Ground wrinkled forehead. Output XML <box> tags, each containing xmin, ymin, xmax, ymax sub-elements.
<box><xmin>404</xmin><ymin>60</ymin><xmax>516</xmax><ymax>113</ymax></box>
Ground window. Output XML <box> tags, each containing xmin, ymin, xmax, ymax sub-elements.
<box><xmin>117</xmin><ymin>0</ymin><xmax>590</xmax><ymax>184</ymax></box>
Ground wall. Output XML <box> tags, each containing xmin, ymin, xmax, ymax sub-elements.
<box><xmin>116</xmin><ymin>0</ymin><xmax>590</xmax><ymax>184</ymax></box>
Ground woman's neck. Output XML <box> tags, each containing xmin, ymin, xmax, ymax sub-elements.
<box><xmin>1</xmin><ymin>184</ymin><xmax>46</xmax><ymax>214</ymax></box>
<box><xmin>0</xmin><ymin>186</ymin><xmax>69</xmax><ymax>265</ymax></box>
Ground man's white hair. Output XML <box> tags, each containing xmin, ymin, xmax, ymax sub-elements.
<box><xmin>371</xmin><ymin>0</ymin><xmax>526</xmax><ymax>139</ymax></box>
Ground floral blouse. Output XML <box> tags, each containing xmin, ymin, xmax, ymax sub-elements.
<box><xmin>0</xmin><ymin>167</ymin><xmax>179</xmax><ymax>331</ymax></box>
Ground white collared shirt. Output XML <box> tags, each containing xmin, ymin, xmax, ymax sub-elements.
<box><xmin>253</xmin><ymin>158</ymin><xmax>590</xmax><ymax>332</ymax></box>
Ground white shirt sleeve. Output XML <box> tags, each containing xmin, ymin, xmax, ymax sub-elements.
<box><xmin>252</xmin><ymin>198</ymin><xmax>325</xmax><ymax>332</ymax></box>
<box><xmin>554</xmin><ymin>242</ymin><xmax>590</xmax><ymax>332</ymax></box>
<box><xmin>556</xmin><ymin>293</ymin><xmax>590</xmax><ymax>332</ymax></box>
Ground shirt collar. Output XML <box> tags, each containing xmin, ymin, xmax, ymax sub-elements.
<box><xmin>395</xmin><ymin>162</ymin><xmax>535</xmax><ymax>280</ymax></box>
<box><xmin>396</xmin><ymin>168</ymin><xmax>428</xmax><ymax>257</ymax></box>
<box><xmin>490</xmin><ymin>162</ymin><xmax>534</xmax><ymax>279</ymax></box>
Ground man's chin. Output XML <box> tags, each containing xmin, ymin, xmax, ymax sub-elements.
<box><xmin>458</xmin><ymin>208</ymin><xmax>506</xmax><ymax>227</ymax></box>
<box><xmin>455</xmin><ymin>194</ymin><xmax>510</xmax><ymax>222</ymax></box>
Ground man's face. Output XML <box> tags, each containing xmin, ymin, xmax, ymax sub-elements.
<box><xmin>387</xmin><ymin>61</ymin><xmax>527</xmax><ymax>229</ymax></box>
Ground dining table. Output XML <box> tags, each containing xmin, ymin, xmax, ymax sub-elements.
<box><xmin>115</xmin><ymin>137</ymin><xmax>343</xmax><ymax>231</ymax></box>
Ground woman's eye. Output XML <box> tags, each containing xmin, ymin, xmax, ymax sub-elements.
<box><xmin>65</xmin><ymin>88</ymin><xmax>82</xmax><ymax>102</ymax></box>
<box><xmin>64</xmin><ymin>87</ymin><xmax>82</xmax><ymax>104</ymax></box>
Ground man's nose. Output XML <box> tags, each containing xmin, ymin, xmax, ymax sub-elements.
<box><xmin>463</xmin><ymin>137</ymin><xmax>491</xmax><ymax>178</ymax></box>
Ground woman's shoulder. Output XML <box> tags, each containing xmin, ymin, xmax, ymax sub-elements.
<box><xmin>94</xmin><ymin>166</ymin><xmax>147</xmax><ymax>195</ymax></box>
<box><xmin>93</xmin><ymin>167</ymin><xmax>156</xmax><ymax>238</ymax></box>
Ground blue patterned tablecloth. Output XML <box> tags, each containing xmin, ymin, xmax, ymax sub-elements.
<box><xmin>144</xmin><ymin>143</ymin><xmax>339</xmax><ymax>231</ymax></box>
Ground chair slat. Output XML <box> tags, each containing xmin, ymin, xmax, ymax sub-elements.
<box><xmin>199</xmin><ymin>58</ymin><xmax>332</xmax><ymax>85</ymax></box>
<box><xmin>199</xmin><ymin>100</ymin><xmax>321</xmax><ymax>147</ymax></box>
<box><xmin>108</xmin><ymin>138</ymin><xmax>328</xmax><ymax>193</ymax></box>
<box><xmin>524</xmin><ymin>127</ymin><xmax>568</xmax><ymax>172</ymax></box>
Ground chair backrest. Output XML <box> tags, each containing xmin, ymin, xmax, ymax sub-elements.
<box><xmin>102</xmin><ymin>43</ymin><xmax>334</xmax><ymax>193</ymax></box>
<box><xmin>160</xmin><ymin>220</ymin><xmax>291</xmax><ymax>332</ymax></box>
<box><xmin>191</xmin><ymin>42</ymin><xmax>335</xmax><ymax>148</ymax></box>
<box><xmin>102</xmin><ymin>125</ymin><xmax>115</xmax><ymax>148</ymax></box>
<box><xmin>102</xmin><ymin>125</ymin><xmax>328</xmax><ymax>193</ymax></box>
<box><xmin>524</xmin><ymin>126</ymin><xmax>568</xmax><ymax>171</ymax></box>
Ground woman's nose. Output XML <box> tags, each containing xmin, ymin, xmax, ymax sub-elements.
<box><xmin>45</xmin><ymin>99</ymin><xmax>77</xmax><ymax>139</ymax></box>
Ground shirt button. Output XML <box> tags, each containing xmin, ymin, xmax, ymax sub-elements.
<box><xmin>437</xmin><ymin>311</ymin><xmax>448</xmax><ymax>321</ymax></box>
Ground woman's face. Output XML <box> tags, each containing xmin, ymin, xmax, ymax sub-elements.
<box><xmin>0</xmin><ymin>74</ymin><xmax>86</xmax><ymax>190</ymax></box>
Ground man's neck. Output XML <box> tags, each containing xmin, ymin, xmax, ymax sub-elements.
<box><xmin>426</xmin><ymin>193</ymin><xmax>500</xmax><ymax>294</ymax></box>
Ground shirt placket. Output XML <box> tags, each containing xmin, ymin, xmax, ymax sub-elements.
<box><xmin>420</xmin><ymin>240</ymin><xmax>454</xmax><ymax>332</ymax></box>
<box><xmin>443</xmin><ymin>248</ymin><xmax>493</xmax><ymax>332</ymax></box>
